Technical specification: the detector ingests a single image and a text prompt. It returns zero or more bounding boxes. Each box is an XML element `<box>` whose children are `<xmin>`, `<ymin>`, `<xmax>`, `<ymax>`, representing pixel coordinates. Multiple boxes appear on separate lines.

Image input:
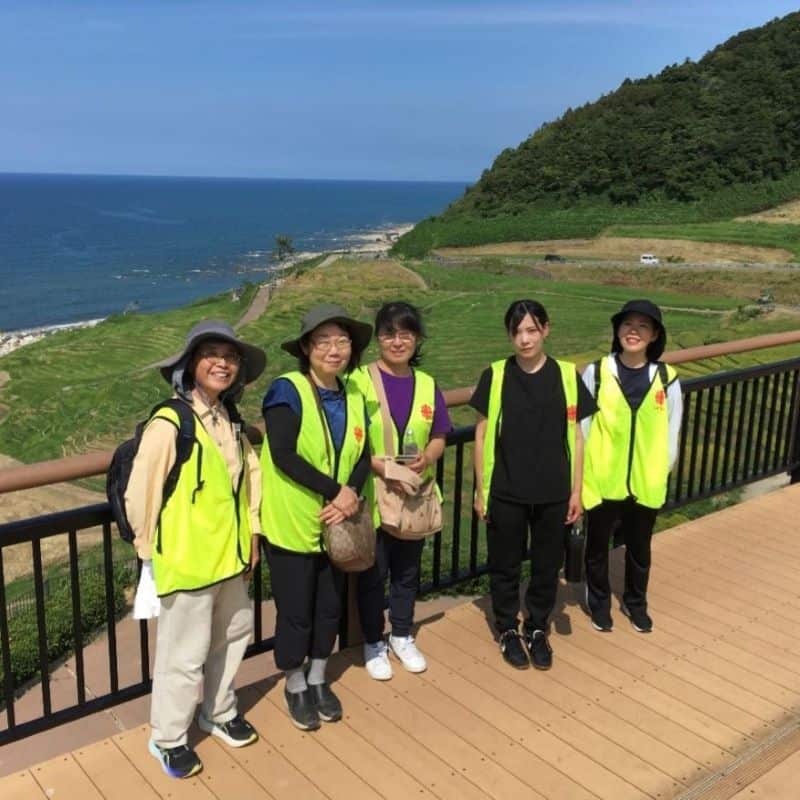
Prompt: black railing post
<box><xmin>789</xmin><ymin>370</ymin><xmax>800</xmax><ymax>484</ymax></box>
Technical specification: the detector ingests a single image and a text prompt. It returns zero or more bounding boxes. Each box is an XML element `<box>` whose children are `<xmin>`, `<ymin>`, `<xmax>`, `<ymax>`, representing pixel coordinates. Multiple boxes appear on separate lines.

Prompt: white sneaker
<box><xmin>364</xmin><ymin>640</ymin><xmax>393</xmax><ymax>681</ymax></box>
<box><xmin>389</xmin><ymin>634</ymin><xmax>427</xmax><ymax>673</ymax></box>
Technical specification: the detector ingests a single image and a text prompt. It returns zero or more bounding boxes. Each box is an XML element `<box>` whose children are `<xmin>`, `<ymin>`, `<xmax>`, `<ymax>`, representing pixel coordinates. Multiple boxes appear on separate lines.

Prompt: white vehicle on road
<box><xmin>639</xmin><ymin>253</ymin><xmax>660</xmax><ymax>265</ymax></box>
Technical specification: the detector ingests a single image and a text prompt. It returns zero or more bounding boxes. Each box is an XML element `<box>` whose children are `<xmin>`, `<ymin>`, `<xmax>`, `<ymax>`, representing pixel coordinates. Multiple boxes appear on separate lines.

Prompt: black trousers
<box><xmin>584</xmin><ymin>499</ymin><xmax>658</xmax><ymax>614</ymax></box>
<box><xmin>357</xmin><ymin>528</ymin><xmax>425</xmax><ymax>642</ymax></box>
<box><xmin>265</xmin><ymin>542</ymin><xmax>345</xmax><ymax>671</ymax></box>
<box><xmin>487</xmin><ymin>496</ymin><xmax>568</xmax><ymax>634</ymax></box>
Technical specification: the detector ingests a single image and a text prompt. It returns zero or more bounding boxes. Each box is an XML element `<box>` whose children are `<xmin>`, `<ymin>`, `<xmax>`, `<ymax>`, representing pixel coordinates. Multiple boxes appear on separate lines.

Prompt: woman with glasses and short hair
<box><xmin>351</xmin><ymin>301</ymin><xmax>452</xmax><ymax>680</ymax></box>
<box><xmin>260</xmin><ymin>304</ymin><xmax>372</xmax><ymax>730</ymax></box>
<box><xmin>126</xmin><ymin>320</ymin><xmax>266</xmax><ymax>779</ymax></box>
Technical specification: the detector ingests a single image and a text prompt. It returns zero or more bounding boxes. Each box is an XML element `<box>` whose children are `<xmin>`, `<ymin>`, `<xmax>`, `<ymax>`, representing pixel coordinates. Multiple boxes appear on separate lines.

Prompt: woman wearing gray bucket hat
<box><xmin>125</xmin><ymin>319</ymin><xmax>266</xmax><ymax>778</ymax></box>
<box><xmin>581</xmin><ymin>300</ymin><xmax>683</xmax><ymax>635</ymax></box>
<box><xmin>260</xmin><ymin>303</ymin><xmax>372</xmax><ymax>731</ymax></box>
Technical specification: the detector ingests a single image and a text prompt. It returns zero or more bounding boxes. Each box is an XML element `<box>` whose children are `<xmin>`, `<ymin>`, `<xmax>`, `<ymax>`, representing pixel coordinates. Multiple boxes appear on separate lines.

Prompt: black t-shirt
<box><xmin>470</xmin><ymin>356</ymin><xmax>597</xmax><ymax>505</ymax></box>
<box><xmin>614</xmin><ymin>355</ymin><xmax>652</xmax><ymax>411</ymax></box>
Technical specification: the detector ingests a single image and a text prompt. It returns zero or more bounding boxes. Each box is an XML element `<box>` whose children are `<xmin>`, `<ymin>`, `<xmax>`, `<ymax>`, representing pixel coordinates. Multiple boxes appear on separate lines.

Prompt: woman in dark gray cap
<box><xmin>581</xmin><ymin>299</ymin><xmax>683</xmax><ymax>635</ymax></box>
<box><xmin>126</xmin><ymin>319</ymin><xmax>266</xmax><ymax>779</ymax></box>
<box><xmin>260</xmin><ymin>303</ymin><xmax>372</xmax><ymax>731</ymax></box>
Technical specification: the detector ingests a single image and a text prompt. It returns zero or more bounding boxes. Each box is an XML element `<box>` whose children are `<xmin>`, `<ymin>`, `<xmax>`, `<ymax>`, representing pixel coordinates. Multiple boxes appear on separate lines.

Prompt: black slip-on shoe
<box><xmin>525</xmin><ymin>629</ymin><xmax>553</xmax><ymax>670</ymax></box>
<box><xmin>309</xmin><ymin>682</ymin><xmax>343</xmax><ymax>722</ymax></box>
<box><xmin>499</xmin><ymin>630</ymin><xmax>530</xmax><ymax>670</ymax></box>
<box><xmin>284</xmin><ymin>688</ymin><xmax>321</xmax><ymax>731</ymax></box>
<box><xmin>590</xmin><ymin>608</ymin><xmax>614</xmax><ymax>632</ymax></box>
<box><xmin>621</xmin><ymin>603</ymin><xmax>653</xmax><ymax>633</ymax></box>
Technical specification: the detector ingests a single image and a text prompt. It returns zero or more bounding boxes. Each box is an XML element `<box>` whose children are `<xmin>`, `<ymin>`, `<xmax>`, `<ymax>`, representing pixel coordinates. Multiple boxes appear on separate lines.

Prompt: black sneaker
<box><xmin>285</xmin><ymin>687</ymin><xmax>321</xmax><ymax>731</ymax></box>
<box><xmin>198</xmin><ymin>712</ymin><xmax>258</xmax><ymax>747</ymax></box>
<box><xmin>525</xmin><ymin>629</ymin><xmax>553</xmax><ymax>670</ymax></box>
<box><xmin>309</xmin><ymin>682</ymin><xmax>343</xmax><ymax>722</ymax></box>
<box><xmin>621</xmin><ymin>603</ymin><xmax>653</xmax><ymax>633</ymax></box>
<box><xmin>148</xmin><ymin>740</ymin><xmax>202</xmax><ymax>779</ymax></box>
<box><xmin>590</xmin><ymin>608</ymin><xmax>613</xmax><ymax>632</ymax></box>
<box><xmin>499</xmin><ymin>630</ymin><xmax>530</xmax><ymax>670</ymax></box>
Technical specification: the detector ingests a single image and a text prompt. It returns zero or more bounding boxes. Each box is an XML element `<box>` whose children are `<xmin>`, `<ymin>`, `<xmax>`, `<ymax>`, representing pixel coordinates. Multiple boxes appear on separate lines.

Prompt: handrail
<box><xmin>2</xmin><ymin>329</ymin><xmax>800</xmax><ymax>494</ymax></box>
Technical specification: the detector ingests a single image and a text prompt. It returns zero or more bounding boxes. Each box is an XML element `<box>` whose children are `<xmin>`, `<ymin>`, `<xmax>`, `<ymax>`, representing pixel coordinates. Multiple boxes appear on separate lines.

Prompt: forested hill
<box><xmin>395</xmin><ymin>12</ymin><xmax>800</xmax><ymax>256</ymax></box>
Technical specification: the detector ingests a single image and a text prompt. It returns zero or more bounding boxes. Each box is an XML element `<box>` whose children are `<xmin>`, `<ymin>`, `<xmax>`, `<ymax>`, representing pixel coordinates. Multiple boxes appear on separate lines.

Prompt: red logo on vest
<box><xmin>354</xmin><ymin>426</ymin><xmax>364</xmax><ymax>443</ymax></box>
<box><xmin>655</xmin><ymin>389</ymin><xmax>665</xmax><ymax>408</ymax></box>
<box><xmin>420</xmin><ymin>403</ymin><xmax>433</xmax><ymax>421</ymax></box>
<box><xmin>566</xmin><ymin>405</ymin><xmax>577</xmax><ymax>422</ymax></box>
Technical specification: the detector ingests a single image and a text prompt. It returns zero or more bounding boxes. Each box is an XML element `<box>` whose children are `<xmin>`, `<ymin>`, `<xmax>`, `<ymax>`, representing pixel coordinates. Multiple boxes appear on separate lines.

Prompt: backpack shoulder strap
<box><xmin>592</xmin><ymin>358</ymin><xmax>602</xmax><ymax>398</ymax></box>
<box><xmin>150</xmin><ymin>398</ymin><xmax>197</xmax><ymax>505</ymax></box>
<box><xmin>656</xmin><ymin>361</ymin><xmax>669</xmax><ymax>388</ymax></box>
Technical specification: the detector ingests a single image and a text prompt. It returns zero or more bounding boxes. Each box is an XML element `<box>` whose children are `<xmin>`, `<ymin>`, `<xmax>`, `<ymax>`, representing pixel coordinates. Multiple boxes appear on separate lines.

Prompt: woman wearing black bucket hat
<box><xmin>125</xmin><ymin>320</ymin><xmax>266</xmax><ymax>779</ymax></box>
<box><xmin>581</xmin><ymin>299</ymin><xmax>683</xmax><ymax>634</ymax></box>
<box><xmin>260</xmin><ymin>303</ymin><xmax>372</xmax><ymax>731</ymax></box>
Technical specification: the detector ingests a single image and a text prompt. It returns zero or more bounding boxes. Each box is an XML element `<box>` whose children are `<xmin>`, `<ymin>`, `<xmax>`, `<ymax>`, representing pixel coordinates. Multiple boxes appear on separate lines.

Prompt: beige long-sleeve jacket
<box><xmin>125</xmin><ymin>393</ymin><xmax>262</xmax><ymax>561</ymax></box>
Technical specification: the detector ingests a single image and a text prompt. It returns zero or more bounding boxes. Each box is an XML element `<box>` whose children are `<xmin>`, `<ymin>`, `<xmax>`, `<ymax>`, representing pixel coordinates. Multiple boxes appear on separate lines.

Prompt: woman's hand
<box><xmin>244</xmin><ymin>534</ymin><xmax>261</xmax><ymax>580</ymax></box>
<box><xmin>406</xmin><ymin>452</ymin><xmax>429</xmax><ymax>475</ymax></box>
<box><xmin>320</xmin><ymin>503</ymin><xmax>347</xmax><ymax>525</ymax></box>
<box><xmin>565</xmin><ymin>490</ymin><xmax>582</xmax><ymax>525</ymax></box>
<box><xmin>319</xmin><ymin>485</ymin><xmax>359</xmax><ymax>524</ymax></box>
<box><xmin>473</xmin><ymin>493</ymin><xmax>486</xmax><ymax>521</ymax></box>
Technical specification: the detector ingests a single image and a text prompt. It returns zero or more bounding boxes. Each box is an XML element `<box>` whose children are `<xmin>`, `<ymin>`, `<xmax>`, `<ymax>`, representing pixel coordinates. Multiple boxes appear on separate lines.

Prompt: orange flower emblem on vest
<box><xmin>354</xmin><ymin>426</ymin><xmax>364</xmax><ymax>443</ymax></box>
<box><xmin>420</xmin><ymin>403</ymin><xmax>434</xmax><ymax>421</ymax></box>
<box><xmin>566</xmin><ymin>405</ymin><xmax>577</xmax><ymax>422</ymax></box>
<box><xmin>655</xmin><ymin>389</ymin><xmax>665</xmax><ymax>408</ymax></box>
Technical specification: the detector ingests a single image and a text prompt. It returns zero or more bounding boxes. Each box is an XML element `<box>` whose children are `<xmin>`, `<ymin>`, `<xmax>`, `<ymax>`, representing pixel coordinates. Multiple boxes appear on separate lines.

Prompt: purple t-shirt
<box><xmin>379</xmin><ymin>369</ymin><xmax>452</xmax><ymax>439</ymax></box>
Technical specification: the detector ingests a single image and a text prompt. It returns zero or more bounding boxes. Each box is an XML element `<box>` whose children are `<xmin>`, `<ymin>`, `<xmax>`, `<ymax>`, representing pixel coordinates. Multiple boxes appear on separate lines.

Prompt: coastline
<box><xmin>0</xmin><ymin>222</ymin><xmax>414</xmax><ymax>358</ymax></box>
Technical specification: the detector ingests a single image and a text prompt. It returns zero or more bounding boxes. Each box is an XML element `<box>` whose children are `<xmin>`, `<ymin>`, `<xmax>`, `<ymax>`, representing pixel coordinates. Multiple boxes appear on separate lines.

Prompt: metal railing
<box><xmin>1</xmin><ymin>344</ymin><xmax>800</xmax><ymax>745</ymax></box>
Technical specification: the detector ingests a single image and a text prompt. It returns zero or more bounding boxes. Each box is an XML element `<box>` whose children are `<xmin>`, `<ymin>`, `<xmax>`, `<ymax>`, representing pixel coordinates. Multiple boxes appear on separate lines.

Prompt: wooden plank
<box><xmin>421</xmin><ymin>617</ymin><xmax>700</xmax><ymax>793</ymax></box>
<box><xmin>193</xmin><ymin>737</ymin><xmax>276</xmax><ymax>800</ymax></box>
<box><xmin>330</xmin><ymin>680</ymin><xmax>491</xmax><ymax>800</ymax></box>
<box><xmin>451</xmin><ymin>604</ymin><xmax>750</xmax><ymax>754</ymax></box>
<box><xmin>211</xmin><ymin>688</ymin><xmax>328</xmax><ymax>800</ymax></box>
<box><xmin>72</xmin><ymin>739</ymin><xmax>161</xmax><ymax>800</ymax></box>
<box><xmin>334</xmin><ymin>652</ymin><xmax>547</xmax><ymax>800</ymax></box>
<box><xmin>728</xmin><ymin>748</ymin><xmax>800</xmax><ymax>799</ymax></box>
<box><xmin>0</xmin><ymin>771</ymin><xmax>47</xmax><ymax>799</ymax></box>
<box><xmin>30</xmin><ymin>753</ymin><xmax>104</xmax><ymax>800</ymax></box>
<box><xmin>113</xmin><ymin>725</ymin><xmax>217</xmax><ymax>800</ymax></box>
<box><xmin>263</xmin><ymin>687</ymin><xmax>437</xmax><ymax>800</ymax></box>
<box><xmin>244</xmin><ymin>686</ymin><xmax>376</xmax><ymax>800</ymax></box>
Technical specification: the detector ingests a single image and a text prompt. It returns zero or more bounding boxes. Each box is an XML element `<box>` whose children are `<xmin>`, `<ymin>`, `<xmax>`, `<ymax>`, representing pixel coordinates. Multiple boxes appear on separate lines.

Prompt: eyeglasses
<box><xmin>377</xmin><ymin>331</ymin><xmax>416</xmax><ymax>344</ymax></box>
<box><xmin>198</xmin><ymin>349</ymin><xmax>242</xmax><ymax>365</ymax></box>
<box><xmin>311</xmin><ymin>336</ymin><xmax>352</xmax><ymax>352</ymax></box>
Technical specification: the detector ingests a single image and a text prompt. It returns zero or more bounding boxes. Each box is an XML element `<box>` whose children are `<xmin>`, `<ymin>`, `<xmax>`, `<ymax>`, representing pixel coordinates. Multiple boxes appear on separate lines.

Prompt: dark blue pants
<box><xmin>357</xmin><ymin>529</ymin><xmax>425</xmax><ymax>642</ymax></box>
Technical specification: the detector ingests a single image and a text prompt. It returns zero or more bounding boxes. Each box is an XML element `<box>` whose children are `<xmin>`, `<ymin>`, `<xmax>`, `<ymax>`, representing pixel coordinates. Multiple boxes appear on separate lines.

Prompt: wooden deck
<box><xmin>2</xmin><ymin>483</ymin><xmax>800</xmax><ymax>799</ymax></box>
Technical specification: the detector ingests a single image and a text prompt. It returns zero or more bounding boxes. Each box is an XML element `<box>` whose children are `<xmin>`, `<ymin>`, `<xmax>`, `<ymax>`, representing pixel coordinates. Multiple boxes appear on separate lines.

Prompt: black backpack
<box><xmin>106</xmin><ymin>399</ymin><xmax>197</xmax><ymax>543</ymax></box>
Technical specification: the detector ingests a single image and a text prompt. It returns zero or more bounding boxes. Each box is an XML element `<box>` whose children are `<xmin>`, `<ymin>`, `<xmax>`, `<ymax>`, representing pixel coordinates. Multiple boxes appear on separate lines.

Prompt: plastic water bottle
<box><xmin>402</xmin><ymin>427</ymin><xmax>418</xmax><ymax>458</ymax></box>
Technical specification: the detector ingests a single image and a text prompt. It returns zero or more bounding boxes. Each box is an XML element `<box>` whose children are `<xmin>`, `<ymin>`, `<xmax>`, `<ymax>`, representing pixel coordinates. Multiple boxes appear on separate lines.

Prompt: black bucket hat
<box><xmin>281</xmin><ymin>303</ymin><xmax>372</xmax><ymax>359</ymax></box>
<box><xmin>157</xmin><ymin>319</ymin><xmax>267</xmax><ymax>385</ymax></box>
<box><xmin>611</xmin><ymin>299</ymin><xmax>667</xmax><ymax>360</ymax></box>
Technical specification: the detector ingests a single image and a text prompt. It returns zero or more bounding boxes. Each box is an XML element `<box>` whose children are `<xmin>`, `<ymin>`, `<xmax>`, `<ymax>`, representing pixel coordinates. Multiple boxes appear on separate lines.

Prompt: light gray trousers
<box><xmin>150</xmin><ymin>576</ymin><xmax>253</xmax><ymax>747</ymax></box>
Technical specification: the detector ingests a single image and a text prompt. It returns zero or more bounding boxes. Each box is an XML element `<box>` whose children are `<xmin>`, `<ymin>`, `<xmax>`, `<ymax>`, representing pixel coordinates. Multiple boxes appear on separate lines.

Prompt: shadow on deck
<box><xmin>2</xmin><ymin>484</ymin><xmax>800</xmax><ymax>799</ymax></box>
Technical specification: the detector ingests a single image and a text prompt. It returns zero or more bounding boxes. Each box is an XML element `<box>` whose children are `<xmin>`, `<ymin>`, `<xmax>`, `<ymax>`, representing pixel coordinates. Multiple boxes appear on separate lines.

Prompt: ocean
<box><xmin>0</xmin><ymin>173</ymin><xmax>464</xmax><ymax>332</ymax></box>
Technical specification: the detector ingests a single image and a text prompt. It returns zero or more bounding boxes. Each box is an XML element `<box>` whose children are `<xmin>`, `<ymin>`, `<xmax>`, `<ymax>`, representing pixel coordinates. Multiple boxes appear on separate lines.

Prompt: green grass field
<box><xmin>2</xmin><ymin>257</ymin><xmax>798</xmax><ymax>463</ymax></box>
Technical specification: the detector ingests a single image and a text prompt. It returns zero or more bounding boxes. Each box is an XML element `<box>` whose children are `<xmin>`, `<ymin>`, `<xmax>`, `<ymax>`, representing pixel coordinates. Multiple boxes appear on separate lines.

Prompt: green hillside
<box><xmin>396</xmin><ymin>12</ymin><xmax>800</xmax><ymax>257</ymax></box>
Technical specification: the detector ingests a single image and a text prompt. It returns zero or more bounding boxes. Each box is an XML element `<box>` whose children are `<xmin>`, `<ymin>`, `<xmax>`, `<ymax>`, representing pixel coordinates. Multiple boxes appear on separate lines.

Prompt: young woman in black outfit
<box><xmin>471</xmin><ymin>299</ymin><xmax>596</xmax><ymax>669</ymax></box>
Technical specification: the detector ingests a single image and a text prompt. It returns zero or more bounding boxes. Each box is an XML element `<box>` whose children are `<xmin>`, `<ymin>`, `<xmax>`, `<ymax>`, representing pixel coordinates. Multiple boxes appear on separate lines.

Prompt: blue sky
<box><xmin>1</xmin><ymin>1</ymin><xmax>798</xmax><ymax>182</ymax></box>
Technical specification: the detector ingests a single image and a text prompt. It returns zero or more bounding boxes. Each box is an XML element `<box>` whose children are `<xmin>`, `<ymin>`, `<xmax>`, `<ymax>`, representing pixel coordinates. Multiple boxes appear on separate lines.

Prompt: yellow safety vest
<box><xmin>582</xmin><ymin>356</ymin><xmax>677</xmax><ymax>510</ymax></box>
<box><xmin>352</xmin><ymin>364</ymin><xmax>441</xmax><ymax>526</ymax></box>
<box><xmin>260</xmin><ymin>372</ymin><xmax>368</xmax><ymax>553</ymax></box>
<box><xmin>151</xmin><ymin>406</ymin><xmax>251</xmax><ymax>597</ymax></box>
<box><xmin>481</xmin><ymin>357</ymin><xmax>578</xmax><ymax>509</ymax></box>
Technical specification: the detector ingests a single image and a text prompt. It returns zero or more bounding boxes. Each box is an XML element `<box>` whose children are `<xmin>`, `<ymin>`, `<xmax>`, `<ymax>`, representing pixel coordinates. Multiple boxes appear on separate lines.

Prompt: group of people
<box><xmin>125</xmin><ymin>294</ymin><xmax>682</xmax><ymax>779</ymax></box>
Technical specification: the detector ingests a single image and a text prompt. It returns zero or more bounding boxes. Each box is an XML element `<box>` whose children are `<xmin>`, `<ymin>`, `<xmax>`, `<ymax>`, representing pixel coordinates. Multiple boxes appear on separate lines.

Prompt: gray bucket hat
<box><xmin>281</xmin><ymin>303</ymin><xmax>372</xmax><ymax>359</ymax></box>
<box><xmin>157</xmin><ymin>320</ymin><xmax>267</xmax><ymax>385</ymax></box>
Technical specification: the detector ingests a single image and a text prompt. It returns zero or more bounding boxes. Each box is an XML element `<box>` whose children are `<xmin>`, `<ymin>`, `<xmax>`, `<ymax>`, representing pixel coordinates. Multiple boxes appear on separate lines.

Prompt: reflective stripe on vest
<box><xmin>481</xmin><ymin>358</ymin><xmax>578</xmax><ymax>508</ymax></box>
<box><xmin>582</xmin><ymin>356</ymin><xmax>676</xmax><ymax>510</ymax></box>
<box><xmin>353</xmin><ymin>364</ymin><xmax>440</xmax><ymax>527</ymax></box>
<box><xmin>260</xmin><ymin>372</ymin><xmax>368</xmax><ymax>553</ymax></box>
<box><xmin>150</xmin><ymin>405</ymin><xmax>251</xmax><ymax>597</ymax></box>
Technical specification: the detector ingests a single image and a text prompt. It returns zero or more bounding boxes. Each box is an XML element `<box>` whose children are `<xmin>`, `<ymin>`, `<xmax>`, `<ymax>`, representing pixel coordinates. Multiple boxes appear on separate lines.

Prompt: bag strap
<box><xmin>592</xmin><ymin>358</ymin><xmax>602</xmax><ymax>398</ymax></box>
<box><xmin>656</xmin><ymin>361</ymin><xmax>669</xmax><ymax>388</ymax></box>
<box><xmin>304</xmin><ymin>374</ymin><xmax>334</xmax><ymax>475</ymax></box>
<box><xmin>367</xmin><ymin>362</ymin><xmax>396</xmax><ymax>458</ymax></box>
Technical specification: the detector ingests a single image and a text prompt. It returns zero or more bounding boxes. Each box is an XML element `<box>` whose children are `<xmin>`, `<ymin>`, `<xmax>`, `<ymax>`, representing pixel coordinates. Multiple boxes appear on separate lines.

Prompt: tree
<box><xmin>273</xmin><ymin>234</ymin><xmax>295</xmax><ymax>261</ymax></box>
